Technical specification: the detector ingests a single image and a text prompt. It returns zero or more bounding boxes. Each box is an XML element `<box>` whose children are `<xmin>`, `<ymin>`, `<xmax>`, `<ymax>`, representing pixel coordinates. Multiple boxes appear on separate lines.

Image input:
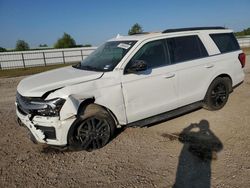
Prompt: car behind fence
<box><xmin>0</xmin><ymin>47</ymin><xmax>97</xmax><ymax>70</ymax></box>
<box><xmin>0</xmin><ymin>37</ymin><xmax>249</xmax><ymax>70</ymax></box>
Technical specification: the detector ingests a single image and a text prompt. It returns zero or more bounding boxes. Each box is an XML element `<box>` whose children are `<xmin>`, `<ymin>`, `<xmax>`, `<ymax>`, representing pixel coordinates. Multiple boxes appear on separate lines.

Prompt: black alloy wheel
<box><xmin>204</xmin><ymin>77</ymin><xmax>230</xmax><ymax>111</ymax></box>
<box><xmin>210</xmin><ymin>83</ymin><xmax>227</xmax><ymax>108</ymax></box>
<box><xmin>68</xmin><ymin>104</ymin><xmax>116</xmax><ymax>151</ymax></box>
<box><xmin>76</xmin><ymin>117</ymin><xmax>111</xmax><ymax>150</ymax></box>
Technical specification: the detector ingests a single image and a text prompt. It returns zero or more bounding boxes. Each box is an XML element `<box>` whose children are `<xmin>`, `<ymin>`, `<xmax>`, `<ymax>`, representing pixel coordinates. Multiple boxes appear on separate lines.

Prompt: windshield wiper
<box><xmin>72</xmin><ymin>63</ymin><xmax>80</xmax><ymax>68</ymax></box>
<box><xmin>80</xmin><ymin>65</ymin><xmax>103</xmax><ymax>72</ymax></box>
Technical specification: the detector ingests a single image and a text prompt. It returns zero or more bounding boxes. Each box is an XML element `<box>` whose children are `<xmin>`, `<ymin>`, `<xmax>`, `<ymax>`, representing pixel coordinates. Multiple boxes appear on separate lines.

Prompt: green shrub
<box><xmin>15</xmin><ymin>40</ymin><xmax>30</xmax><ymax>51</ymax></box>
<box><xmin>54</xmin><ymin>33</ymin><xmax>76</xmax><ymax>48</ymax></box>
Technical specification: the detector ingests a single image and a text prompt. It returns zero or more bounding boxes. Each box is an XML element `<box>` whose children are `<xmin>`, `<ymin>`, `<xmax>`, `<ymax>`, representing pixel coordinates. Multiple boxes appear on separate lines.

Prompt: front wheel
<box><xmin>68</xmin><ymin>104</ymin><xmax>116</xmax><ymax>151</ymax></box>
<box><xmin>203</xmin><ymin>77</ymin><xmax>230</xmax><ymax>111</ymax></box>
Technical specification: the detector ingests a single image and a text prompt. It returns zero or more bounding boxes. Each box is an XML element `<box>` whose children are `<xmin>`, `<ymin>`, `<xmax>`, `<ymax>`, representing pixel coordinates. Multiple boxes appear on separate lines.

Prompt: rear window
<box><xmin>210</xmin><ymin>33</ymin><xmax>240</xmax><ymax>53</ymax></box>
<box><xmin>166</xmin><ymin>35</ymin><xmax>208</xmax><ymax>63</ymax></box>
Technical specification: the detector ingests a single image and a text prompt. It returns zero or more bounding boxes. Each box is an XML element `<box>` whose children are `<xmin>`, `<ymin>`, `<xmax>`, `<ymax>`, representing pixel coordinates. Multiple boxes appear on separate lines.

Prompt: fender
<box><xmin>59</xmin><ymin>92</ymin><xmax>126</xmax><ymax>126</ymax></box>
<box><xmin>60</xmin><ymin>94</ymin><xmax>94</xmax><ymax>120</ymax></box>
<box><xmin>202</xmin><ymin>70</ymin><xmax>232</xmax><ymax>100</ymax></box>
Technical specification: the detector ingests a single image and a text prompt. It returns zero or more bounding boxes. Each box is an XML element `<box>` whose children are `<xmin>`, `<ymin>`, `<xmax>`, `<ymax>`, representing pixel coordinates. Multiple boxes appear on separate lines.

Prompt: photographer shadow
<box><xmin>173</xmin><ymin>120</ymin><xmax>223</xmax><ymax>188</ymax></box>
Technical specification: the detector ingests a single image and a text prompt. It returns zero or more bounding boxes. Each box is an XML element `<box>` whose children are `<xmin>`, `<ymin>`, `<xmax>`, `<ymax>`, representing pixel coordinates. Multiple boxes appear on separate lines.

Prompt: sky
<box><xmin>0</xmin><ymin>0</ymin><xmax>249</xmax><ymax>49</ymax></box>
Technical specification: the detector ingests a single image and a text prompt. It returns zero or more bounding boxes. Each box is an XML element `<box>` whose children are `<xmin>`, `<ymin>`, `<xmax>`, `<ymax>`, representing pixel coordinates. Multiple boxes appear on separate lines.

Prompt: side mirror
<box><xmin>126</xmin><ymin>60</ymin><xmax>148</xmax><ymax>73</ymax></box>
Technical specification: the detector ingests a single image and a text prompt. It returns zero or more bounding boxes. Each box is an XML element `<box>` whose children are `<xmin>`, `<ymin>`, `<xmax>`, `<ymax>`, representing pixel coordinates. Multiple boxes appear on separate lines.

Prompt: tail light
<box><xmin>238</xmin><ymin>53</ymin><xmax>246</xmax><ymax>68</ymax></box>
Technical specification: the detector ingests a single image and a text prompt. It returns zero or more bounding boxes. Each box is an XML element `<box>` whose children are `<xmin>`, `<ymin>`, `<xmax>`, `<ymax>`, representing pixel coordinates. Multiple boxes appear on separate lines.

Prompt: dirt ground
<box><xmin>0</xmin><ymin>56</ymin><xmax>250</xmax><ymax>188</ymax></box>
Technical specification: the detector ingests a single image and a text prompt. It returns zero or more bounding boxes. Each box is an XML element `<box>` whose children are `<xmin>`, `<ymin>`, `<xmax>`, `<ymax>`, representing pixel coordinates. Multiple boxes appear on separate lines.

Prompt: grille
<box><xmin>16</xmin><ymin>92</ymin><xmax>49</xmax><ymax>117</ymax></box>
<box><xmin>16</xmin><ymin>92</ymin><xmax>33</xmax><ymax>115</ymax></box>
<box><xmin>16</xmin><ymin>92</ymin><xmax>31</xmax><ymax>105</ymax></box>
<box><xmin>17</xmin><ymin>104</ymin><xmax>28</xmax><ymax>115</ymax></box>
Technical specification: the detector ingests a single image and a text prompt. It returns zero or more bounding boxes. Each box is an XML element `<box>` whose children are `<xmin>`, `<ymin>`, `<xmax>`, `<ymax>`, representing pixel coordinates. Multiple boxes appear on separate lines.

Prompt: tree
<box><xmin>39</xmin><ymin>44</ymin><xmax>48</xmax><ymax>47</ymax></box>
<box><xmin>128</xmin><ymin>23</ymin><xmax>143</xmax><ymax>35</ymax></box>
<box><xmin>82</xmin><ymin>44</ymin><xmax>92</xmax><ymax>47</ymax></box>
<box><xmin>235</xmin><ymin>27</ymin><xmax>250</xmax><ymax>37</ymax></box>
<box><xmin>0</xmin><ymin>47</ymin><xmax>7</xmax><ymax>52</ymax></box>
<box><xmin>54</xmin><ymin>33</ymin><xmax>76</xmax><ymax>48</ymax></box>
<box><xmin>15</xmin><ymin>40</ymin><xmax>30</xmax><ymax>51</ymax></box>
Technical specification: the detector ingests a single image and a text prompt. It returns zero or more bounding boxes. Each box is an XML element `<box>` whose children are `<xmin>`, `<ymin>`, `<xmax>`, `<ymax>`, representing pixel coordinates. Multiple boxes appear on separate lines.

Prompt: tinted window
<box><xmin>128</xmin><ymin>40</ymin><xmax>169</xmax><ymax>70</ymax></box>
<box><xmin>166</xmin><ymin>35</ymin><xmax>208</xmax><ymax>63</ymax></box>
<box><xmin>210</xmin><ymin>33</ymin><xmax>240</xmax><ymax>53</ymax></box>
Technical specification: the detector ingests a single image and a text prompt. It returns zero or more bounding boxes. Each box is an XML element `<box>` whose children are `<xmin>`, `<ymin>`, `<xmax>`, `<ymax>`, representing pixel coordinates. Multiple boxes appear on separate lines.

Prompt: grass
<box><xmin>0</xmin><ymin>63</ymin><xmax>76</xmax><ymax>78</ymax></box>
<box><xmin>242</xmin><ymin>47</ymin><xmax>250</xmax><ymax>55</ymax></box>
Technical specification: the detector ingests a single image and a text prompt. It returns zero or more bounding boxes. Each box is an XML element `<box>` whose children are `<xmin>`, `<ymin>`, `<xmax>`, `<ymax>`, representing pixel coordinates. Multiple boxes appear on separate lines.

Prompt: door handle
<box><xmin>163</xmin><ymin>73</ymin><xmax>175</xmax><ymax>79</ymax></box>
<box><xmin>204</xmin><ymin>64</ymin><xmax>214</xmax><ymax>68</ymax></box>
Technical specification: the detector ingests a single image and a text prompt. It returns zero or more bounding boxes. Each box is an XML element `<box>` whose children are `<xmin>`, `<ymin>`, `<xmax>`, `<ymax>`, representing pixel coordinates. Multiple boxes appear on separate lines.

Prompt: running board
<box><xmin>127</xmin><ymin>101</ymin><xmax>203</xmax><ymax>128</ymax></box>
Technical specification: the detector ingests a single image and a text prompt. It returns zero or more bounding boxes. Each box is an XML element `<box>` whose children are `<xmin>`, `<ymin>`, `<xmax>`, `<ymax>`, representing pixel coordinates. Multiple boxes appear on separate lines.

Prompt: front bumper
<box><xmin>16</xmin><ymin>103</ymin><xmax>76</xmax><ymax>146</ymax></box>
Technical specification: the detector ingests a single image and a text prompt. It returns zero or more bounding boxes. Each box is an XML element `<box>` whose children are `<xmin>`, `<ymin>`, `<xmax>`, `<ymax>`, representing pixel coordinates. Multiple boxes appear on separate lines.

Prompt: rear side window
<box><xmin>210</xmin><ymin>33</ymin><xmax>240</xmax><ymax>53</ymax></box>
<box><xmin>166</xmin><ymin>35</ymin><xmax>208</xmax><ymax>63</ymax></box>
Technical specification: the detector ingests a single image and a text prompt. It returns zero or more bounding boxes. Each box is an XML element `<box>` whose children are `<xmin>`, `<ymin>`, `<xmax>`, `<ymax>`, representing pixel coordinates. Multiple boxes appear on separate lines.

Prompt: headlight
<box><xmin>30</xmin><ymin>98</ymin><xmax>66</xmax><ymax>116</ymax></box>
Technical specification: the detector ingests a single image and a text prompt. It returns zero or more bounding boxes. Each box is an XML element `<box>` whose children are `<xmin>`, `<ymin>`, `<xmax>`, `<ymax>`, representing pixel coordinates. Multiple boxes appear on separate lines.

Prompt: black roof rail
<box><xmin>130</xmin><ymin>32</ymin><xmax>151</xmax><ymax>35</ymax></box>
<box><xmin>162</xmin><ymin>27</ymin><xmax>226</xmax><ymax>33</ymax></box>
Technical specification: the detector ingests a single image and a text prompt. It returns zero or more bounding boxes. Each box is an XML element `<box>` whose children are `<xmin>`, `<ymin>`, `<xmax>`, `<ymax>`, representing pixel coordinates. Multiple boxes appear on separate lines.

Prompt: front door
<box><xmin>121</xmin><ymin>39</ymin><xmax>179</xmax><ymax>123</ymax></box>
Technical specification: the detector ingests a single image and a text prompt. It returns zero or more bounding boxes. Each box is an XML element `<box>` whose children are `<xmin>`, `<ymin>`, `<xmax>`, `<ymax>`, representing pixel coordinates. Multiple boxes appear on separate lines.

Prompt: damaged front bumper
<box><xmin>16</xmin><ymin>103</ymin><xmax>76</xmax><ymax>146</ymax></box>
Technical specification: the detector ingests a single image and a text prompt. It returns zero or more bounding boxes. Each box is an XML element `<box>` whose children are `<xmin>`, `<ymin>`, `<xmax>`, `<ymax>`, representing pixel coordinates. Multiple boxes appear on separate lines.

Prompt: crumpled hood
<box><xmin>17</xmin><ymin>66</ymin><xmax>103</xmax><ymax>97</ymax></box>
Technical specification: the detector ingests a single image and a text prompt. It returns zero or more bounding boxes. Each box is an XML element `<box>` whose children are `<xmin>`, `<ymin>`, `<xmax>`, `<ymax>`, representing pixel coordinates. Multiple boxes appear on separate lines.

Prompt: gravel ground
<box><xmin>0</xmin><ymin>56</ymin><xmax>250</xmax><ymax>187</ymax></box>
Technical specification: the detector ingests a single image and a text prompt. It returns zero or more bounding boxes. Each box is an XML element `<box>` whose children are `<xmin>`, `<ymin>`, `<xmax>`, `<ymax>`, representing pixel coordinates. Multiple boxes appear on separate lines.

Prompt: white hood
<box><xmin>17</xmin><ymin>66</ymin><xmax>103</xmax><ymax>97</ymax></box>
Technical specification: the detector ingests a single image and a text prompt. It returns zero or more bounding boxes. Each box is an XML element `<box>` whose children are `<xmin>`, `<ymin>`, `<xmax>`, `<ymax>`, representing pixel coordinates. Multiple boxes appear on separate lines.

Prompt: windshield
<box><xmin>73</xmin><ymin>40</ymin><xmax>137</xmax><ymax>72</ymax></box>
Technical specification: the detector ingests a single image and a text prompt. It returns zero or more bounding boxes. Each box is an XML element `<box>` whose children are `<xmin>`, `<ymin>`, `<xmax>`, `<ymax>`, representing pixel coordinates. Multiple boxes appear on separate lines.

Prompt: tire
<box><xmin>68</xmin><ymin>104</ymin><xmax>116</xmax><ymax>151</ymax></box>
<box><xmin>203</xmin><ymin>77</ymin><xmax>230</xmax><ymax>111</ymax></box>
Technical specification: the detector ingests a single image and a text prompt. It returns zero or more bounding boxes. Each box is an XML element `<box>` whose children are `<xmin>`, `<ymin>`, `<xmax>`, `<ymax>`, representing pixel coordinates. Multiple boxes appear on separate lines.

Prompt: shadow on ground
<box><xmin>163</xmin><ymin>120</ymin><xmax>223</xmax><ymax>188</ymax></box>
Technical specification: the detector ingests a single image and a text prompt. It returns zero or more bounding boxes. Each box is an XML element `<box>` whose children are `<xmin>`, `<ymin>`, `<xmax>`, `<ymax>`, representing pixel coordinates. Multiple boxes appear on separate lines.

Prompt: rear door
<box><xmin>166</xmin><ymin>35</ymin><xmax>211</xmax><ymax>105</ymax></box>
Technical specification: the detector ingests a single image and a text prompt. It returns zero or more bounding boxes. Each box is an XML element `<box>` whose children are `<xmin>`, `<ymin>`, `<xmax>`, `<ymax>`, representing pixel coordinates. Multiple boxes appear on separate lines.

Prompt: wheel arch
<box><xmin>76</xmin><ymin>98</ymin><xmax>120</xmax><ymax>127</ymax></box>
<box><xmin>67</xmin><ymin>101</ymin><xmax>118</xmax><ymax>150</ymax></box>
<box><xmin>203</xmin><ymin>73</ymin><xmax>233</xmax><ymax>100</ymax></box>
<box><xmin>211</xmin><ymin>73</ymin><xmax>233</xmax><ymax>92</ymax></box>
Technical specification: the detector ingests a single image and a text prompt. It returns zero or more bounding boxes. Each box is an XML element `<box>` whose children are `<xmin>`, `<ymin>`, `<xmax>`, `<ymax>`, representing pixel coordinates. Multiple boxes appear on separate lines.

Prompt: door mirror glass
<box><xmin>126</xmin><ymin>60</ymin><xmax>148</xmax><ymax>73</ymax></box>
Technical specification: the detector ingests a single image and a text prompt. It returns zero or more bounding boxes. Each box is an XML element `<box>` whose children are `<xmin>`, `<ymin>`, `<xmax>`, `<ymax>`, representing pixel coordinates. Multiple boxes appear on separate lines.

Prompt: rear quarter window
<box><xmin>210</xmin><ymin>33</ymin><xmax>240</xmax><ymax>53</ymax></box>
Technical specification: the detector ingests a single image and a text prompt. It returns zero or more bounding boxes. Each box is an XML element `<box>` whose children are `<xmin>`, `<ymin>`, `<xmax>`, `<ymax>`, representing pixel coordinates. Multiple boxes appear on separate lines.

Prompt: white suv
<box><xmin>16</xmin><ymin>27</ymin><xmax>245</xmax><ymax>150</ymax></box>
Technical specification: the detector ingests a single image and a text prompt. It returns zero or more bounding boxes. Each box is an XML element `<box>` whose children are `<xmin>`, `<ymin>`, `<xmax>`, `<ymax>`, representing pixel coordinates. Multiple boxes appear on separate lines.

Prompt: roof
<box><xmin>162</xmin><ymin>26</ymin><xmax>225</xmax><ymax>33</ymax></box>
<box><xmin>109</xmin><ymin>27</ymin><xmax>232</xmax><ymax>42</ymax></box>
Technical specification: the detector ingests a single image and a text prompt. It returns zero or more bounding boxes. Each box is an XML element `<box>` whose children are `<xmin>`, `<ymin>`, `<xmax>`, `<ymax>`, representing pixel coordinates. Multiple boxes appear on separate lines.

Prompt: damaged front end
<box><xmin>16</xmin><ymin>92</ymin><xmax>66</xmax><ymax>117</ymax></box>
<box><xmin>16</xmin><ymin>92</ymin><xmax>76</xmax><ymax>146</ymax></box>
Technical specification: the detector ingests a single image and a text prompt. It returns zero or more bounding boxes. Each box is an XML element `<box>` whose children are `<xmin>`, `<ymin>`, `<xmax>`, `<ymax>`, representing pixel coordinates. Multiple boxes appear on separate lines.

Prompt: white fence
<box><xmin>0</xmin><ymin>47</ymin><xmax>97</xmax><ymax>70</ymax></box>
<box><xmin>237</xmin><ymin>36</ymin><xmax>250</xmax><ymax>48</ymax></box>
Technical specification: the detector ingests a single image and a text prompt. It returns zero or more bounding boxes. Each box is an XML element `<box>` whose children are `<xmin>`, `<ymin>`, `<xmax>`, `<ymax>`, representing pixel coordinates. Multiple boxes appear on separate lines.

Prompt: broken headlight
<box><xmin>31</xmin><ymin>98</ymin><xmax>66</xmax><ymax>117</ymax></box>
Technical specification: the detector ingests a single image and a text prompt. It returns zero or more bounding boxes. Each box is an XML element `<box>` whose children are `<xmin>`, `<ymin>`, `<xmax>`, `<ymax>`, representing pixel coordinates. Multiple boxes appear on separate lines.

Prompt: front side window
<box><xmin>126</xmin><ymin>40</ymin><xmax>169</xmax><ymax>71</ymax></box>
<box><xmin>210</xmin><ymin>33</ymin><xmax>240</xmax><ymax>53</ymax></box>
<box><xmin>166</xmin><ymin>35</ymin><xmax>208</xmax><ymax>63</ymax></box>
<box><xmin>74</xmin><ymin>41</ymin><xmax>136</xmax><ymax>72</ymax></box>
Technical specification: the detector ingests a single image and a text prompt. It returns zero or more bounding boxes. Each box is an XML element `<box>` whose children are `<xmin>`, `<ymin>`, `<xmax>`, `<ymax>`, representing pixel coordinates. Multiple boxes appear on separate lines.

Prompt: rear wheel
<box><xmin>203</xmin><ymin>77</ymin><xmax>230</xmax><ymax>111</ymax></box>
<box><xmin>68</xmin><ymin>104</ymin><xmax>116</xmax><ymax>151</ymax></box>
